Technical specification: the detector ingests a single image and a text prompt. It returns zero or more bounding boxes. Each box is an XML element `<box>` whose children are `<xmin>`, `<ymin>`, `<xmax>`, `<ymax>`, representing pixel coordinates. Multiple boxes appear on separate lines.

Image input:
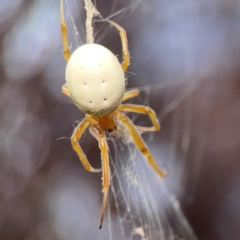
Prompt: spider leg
<box><xmin>122</xmin><ymin>89</ymin><xmax>140</xmax><ymax>102</ymax></box>
<box><xmin>119</xmin><ymin>104</ymin><xmax>161</xmax><ymax>132</ymax></box>
<box><xmin>118</xmin><ymin>112</ymin><xmax>166</xmax><ymax>178</ymax></box>
<box><xmin>60</xmin><ymin>0</ymin><xmax>70</xmax><ymax>61</ymax></box>
<box><xmin>106</xmin><ymin>19</ymin><xmax>130</xmax><ymax>72</ymax></box>
<box><xmin>90</xmin><ymin>126</ymin><xmax>110</xmax><ymax>229</ymax></box>
<box><xmin>61</xmin><ymin>83</ymin><xmax>70</xmax><ymax>97</ymax></box>
<box><xmin>71</xmin><ymin>117</ymin><xmax>102</xmax><ymax>173</ymax></box>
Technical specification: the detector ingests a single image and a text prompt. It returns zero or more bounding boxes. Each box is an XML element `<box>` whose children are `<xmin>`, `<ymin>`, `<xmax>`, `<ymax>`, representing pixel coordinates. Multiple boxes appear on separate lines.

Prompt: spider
<box><xmin>60</xmin><ymin>0</ymin><xmax>166</xmax><ymax>229</ymax></box>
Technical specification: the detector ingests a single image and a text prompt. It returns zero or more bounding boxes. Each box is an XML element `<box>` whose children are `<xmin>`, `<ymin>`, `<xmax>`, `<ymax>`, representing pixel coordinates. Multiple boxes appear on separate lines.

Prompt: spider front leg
<box><xmin>119</xmin><ymin>104</ymin><xmax>161</xmax><ymax>132</ymax></box>
<box><xmin>89</xmin><ymin>126</ymin><xmax>110</xmax><ymax>229</ymax></box>
<box><xmin>60</xmin><ymin>0</ymin><xmax>70</xmax><ymax>61</ymax></box>
<box><xmin>106</xmin><ymin>20</ymin><xmax>130</xmax><ymax>72</ymax></box>
<box><xmin>71</xmin><ymin>117</ymin><xmax>102</xmax><ymax>173</ymax></box>
<box><xmin>118</xmin><ymin>112</ymin><xmax>166</xmax><ymax>178</ymax></box>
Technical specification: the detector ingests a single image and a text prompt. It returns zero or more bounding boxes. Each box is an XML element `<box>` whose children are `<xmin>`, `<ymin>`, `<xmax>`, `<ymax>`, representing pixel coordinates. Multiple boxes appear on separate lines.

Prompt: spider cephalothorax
<box><xmin>60</xmin><ymin>0</ymin><xmax>166</xmax><ymax>229</ymax></box>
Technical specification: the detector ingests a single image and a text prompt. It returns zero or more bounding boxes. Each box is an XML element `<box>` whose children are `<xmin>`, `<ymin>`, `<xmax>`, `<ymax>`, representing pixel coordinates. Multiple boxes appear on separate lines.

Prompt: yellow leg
<box><xmin>60</xmin><ymin>0</ymin><xmax>70</xmax><ymax>61</ymax></box>
<box><xmin>61</xmin><ymin>83</ymin><xmax>71</xmax><ymax>97</ymax></box>
<box><xmin>90</xmin><ymin>126</ymin><xmax>110</xmax><ymax>229</ymax></box>
<box><xmin>71</xmin><ymin>117</ymin><xmax>101</xmax><ymax>173</ymax></box>
<box><xmin>118</xmin><ymin>112</ymin><xmax>166</xmax><ymax>178</ymax></box>
<box><xmin>119</xmin><ymin>104</ymin><xmax>161</xmax><ymax>132</ymax></box>
<box><xmin>122</xmin><ymin>89</ymin><xmax>140</xmax><ymax>102</ymax></box>
<box><xmin>106</xmin><ymin>19</ymin><xmax>130</xmax><ymax>72</ymax></box>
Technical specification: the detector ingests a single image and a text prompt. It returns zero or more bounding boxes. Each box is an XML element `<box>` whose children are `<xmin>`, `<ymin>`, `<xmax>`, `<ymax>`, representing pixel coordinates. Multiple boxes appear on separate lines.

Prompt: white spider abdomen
<box><xmin>66</xmin><ymin>43</ymin><xmax>125</xmax><ymax>116</ymax></box>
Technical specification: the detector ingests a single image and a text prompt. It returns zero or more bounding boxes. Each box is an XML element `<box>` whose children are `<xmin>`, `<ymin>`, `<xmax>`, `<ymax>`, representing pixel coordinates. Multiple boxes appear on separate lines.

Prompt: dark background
<box><xmin>0</xmin><ymin>0</ymin><xmax>240</xmax><ymax>239</ymax></box>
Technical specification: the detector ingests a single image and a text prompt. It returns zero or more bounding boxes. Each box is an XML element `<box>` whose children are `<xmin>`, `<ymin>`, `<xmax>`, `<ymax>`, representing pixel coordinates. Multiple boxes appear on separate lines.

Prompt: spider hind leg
<box><xmin>106</xmin><ymin>19</ymin><xmax>130</xmax><ymax>72</ymax></box>
<box><xmin>60</xmin><ymin>0</ymin><xmax>70</xmax><ymax>61</ymax></box>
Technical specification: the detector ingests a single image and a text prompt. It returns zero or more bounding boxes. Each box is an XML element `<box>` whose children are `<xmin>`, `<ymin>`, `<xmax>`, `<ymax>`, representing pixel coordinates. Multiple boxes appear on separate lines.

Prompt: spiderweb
<box><xmin>105</xmin><ymin>84</ymin><xmax>199</xmax><ymax>240</ymax></box>
<box><xmin>107</xmin><ymin>144</ymin><xmax>196</xmax><ymax>240</ymax></box>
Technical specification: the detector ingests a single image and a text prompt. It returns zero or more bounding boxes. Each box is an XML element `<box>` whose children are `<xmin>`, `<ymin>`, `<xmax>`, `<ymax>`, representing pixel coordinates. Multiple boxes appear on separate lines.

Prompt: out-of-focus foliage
<box><xmin>0</xmin><ymin>0</ymin><xmax>240</xmax><ymax>239</ymax></box>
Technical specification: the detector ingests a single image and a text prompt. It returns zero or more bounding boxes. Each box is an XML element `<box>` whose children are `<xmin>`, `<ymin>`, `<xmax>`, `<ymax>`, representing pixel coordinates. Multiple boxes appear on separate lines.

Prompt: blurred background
<box><xmin>0</xmin><ymin>0</ymin><xmax>240</xmax><ymax>239</ymax></box>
